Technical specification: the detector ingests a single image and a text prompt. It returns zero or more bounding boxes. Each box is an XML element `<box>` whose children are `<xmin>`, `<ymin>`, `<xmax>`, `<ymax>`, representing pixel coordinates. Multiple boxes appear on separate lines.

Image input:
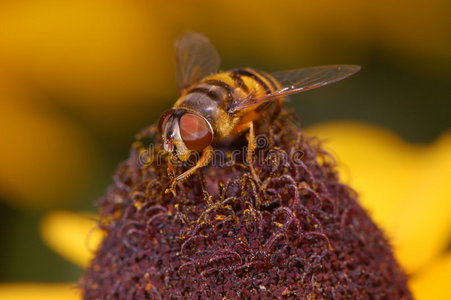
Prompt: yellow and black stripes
<box><xmin>174</xmin><ymin>68</ymin><xmax>284</xmax><ymax>137</ymax></box>
<box><xmin>225</xmin><ymin>68</ymin><xmax>282</xmax><ymax>115</ymax></box>
<box><xmin>185</xmin><ymin>68</ymin><xmax>280</xmax><ymax>108</ymax></box>
<box><xmin>230</xmin><ymin>68</ymin><xmax>273</xmax><ymax>95</ymax></box>
<box><xmin>177</xmin><ymin>68</ymin><xmax>283</xmax><ymax>133</ymax></box>
<box><xmin>229</xmin><ymin>70</ymin><xmax>249</xmax><ymax>93</ymax></box>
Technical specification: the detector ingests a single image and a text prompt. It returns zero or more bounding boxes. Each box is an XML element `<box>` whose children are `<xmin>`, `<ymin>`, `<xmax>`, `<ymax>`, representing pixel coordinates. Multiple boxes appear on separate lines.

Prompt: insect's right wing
<box><xmin>228</xmin><ymin>65</ymin><xmax>360</xmax><ymax>113</ymax></box>
<box><xmin>175</xmin><ymin>32</ymin><xmax>221</xmax><ymax>92</ymax></box>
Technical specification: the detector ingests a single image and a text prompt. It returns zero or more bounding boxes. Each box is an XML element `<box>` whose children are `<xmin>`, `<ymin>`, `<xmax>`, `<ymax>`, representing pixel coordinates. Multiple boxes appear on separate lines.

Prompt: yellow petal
<box><xmin>411</xmin><ymin>252</ymin><xmax>451</xmax><ymax>300</ymax></box>
<box><xmin>394</xmin><ymin>132</ymin><xmax>451</xmax><ymax>272</ymax></box>
<box><xmin>40</xmin><ymin>211</ymin><xmax>103</xmax><ymax>268</ymax></box>
<box><xmin>0</xmin><ymin>283</ymin><xmax>80</xmax><ymax>300</ymax></box>
<box><xmin>0</xmin><ymin>0</ymin><xmax>170</xmax><ymax>102</ymax></box>
<box><xmin>306</xmin><ymin>122</ymin><xmax>418</xmax><ymax>232</ymax></box>
<box><xmin>306</xmin><ymin>122</ymin><xmax>451</xmax><ymax>273</ymax></box>
<box><xmin>0</xmin><ymin>75</ymin><xmax>102</xmax><ymax>207</ymax></box>
<box><xmin>0</xmin><ymin>0</ymin><xmax>171</xmax><ymax>132</ymax></box>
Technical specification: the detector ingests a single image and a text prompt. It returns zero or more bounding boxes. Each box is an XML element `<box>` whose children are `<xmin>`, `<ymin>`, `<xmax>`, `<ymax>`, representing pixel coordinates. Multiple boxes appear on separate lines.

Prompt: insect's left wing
<box><xmin>175</xmin><ymin>32</ymin><xmax>221</xmax><ymax>92</ymax></box>
<box><xmin>228</xmin><ymin>65</ymin><xmax>360</xmax><ymax>113</ymax></box>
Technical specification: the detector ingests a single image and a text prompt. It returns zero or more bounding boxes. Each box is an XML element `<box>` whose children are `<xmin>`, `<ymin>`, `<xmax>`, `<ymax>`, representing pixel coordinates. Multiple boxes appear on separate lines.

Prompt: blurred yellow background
<box><xmin>0</xmin><ymin>0</ymin><xmax>450</xmax><ymax>290</ymax></box>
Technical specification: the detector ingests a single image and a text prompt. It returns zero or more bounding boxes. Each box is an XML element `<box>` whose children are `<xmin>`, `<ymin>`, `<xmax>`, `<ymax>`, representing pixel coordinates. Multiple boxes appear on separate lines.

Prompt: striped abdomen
<box><xmin>174</xmin><ymin>68</ymin><xmax>282</xmax><ymax>137</ymax></box>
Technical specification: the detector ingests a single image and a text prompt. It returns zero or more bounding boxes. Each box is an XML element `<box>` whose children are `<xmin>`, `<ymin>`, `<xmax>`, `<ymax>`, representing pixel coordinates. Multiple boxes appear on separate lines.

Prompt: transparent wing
<box><xmin>228</xmin><ymin>65</ymin><xmax>360</xmax><ymax>113</ymax></box>
<box><xmin>175</xmin><ymin>32</ymin><xmax>221</xmax><ymax>92</ymax></box>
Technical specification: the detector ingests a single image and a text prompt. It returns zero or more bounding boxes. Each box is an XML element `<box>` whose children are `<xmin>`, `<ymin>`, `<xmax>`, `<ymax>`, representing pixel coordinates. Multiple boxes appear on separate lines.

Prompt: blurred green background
<box><xmin>0</xmin><ymin>0</ymin><xmax>450</xmax><ymax>283</ymax></box>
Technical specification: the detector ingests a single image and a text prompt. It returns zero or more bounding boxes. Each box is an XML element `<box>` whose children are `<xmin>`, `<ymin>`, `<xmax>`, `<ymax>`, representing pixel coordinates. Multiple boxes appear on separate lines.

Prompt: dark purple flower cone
<box><xmin>81</xmin><ymin>112</ymin><xmax>412</xmax><ymax>299</ymax></box>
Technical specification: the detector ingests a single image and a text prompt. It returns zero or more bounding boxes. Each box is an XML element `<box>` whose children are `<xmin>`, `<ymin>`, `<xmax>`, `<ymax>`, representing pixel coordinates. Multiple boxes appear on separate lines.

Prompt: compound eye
<box><xmin>179</xmin><ymin>113</ymin><xmax>213</xmax><ymax>151</ymax></box>
<box><xmin>158</xmin><ymin>110</ymin><xmax>174</xmax><ymax>133</ymax></box>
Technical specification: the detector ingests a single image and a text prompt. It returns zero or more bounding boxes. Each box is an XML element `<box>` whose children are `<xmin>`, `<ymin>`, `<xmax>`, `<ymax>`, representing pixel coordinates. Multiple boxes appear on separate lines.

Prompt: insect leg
<box><xmin>166</xmin><ymin>145</ymin><xmax>213</xmax><ymax>193</ymax></box>
<box><xmin>246</xmin><ymin>122</ymin><xmax>261</xmax><ymax>185</ymax></box>
<box><xmin>167</xmin><ymin>154</ymin><xmax>176</xmax><ymax>179</ymax></box>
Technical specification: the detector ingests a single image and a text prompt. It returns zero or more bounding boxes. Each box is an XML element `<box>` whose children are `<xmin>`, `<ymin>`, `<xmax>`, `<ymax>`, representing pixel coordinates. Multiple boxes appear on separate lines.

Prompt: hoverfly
<box><xmin>159</xmin><ymin>32</ymin><xmax>360</xmax><ymax>191</ymax></box>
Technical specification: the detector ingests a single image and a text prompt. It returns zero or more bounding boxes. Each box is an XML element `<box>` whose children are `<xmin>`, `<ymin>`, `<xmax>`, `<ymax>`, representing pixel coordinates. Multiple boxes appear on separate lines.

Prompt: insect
<box><xmin>159</xmin><ymin>32</ymin><xmax>360</xmax><ymax>191</ymax></box>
